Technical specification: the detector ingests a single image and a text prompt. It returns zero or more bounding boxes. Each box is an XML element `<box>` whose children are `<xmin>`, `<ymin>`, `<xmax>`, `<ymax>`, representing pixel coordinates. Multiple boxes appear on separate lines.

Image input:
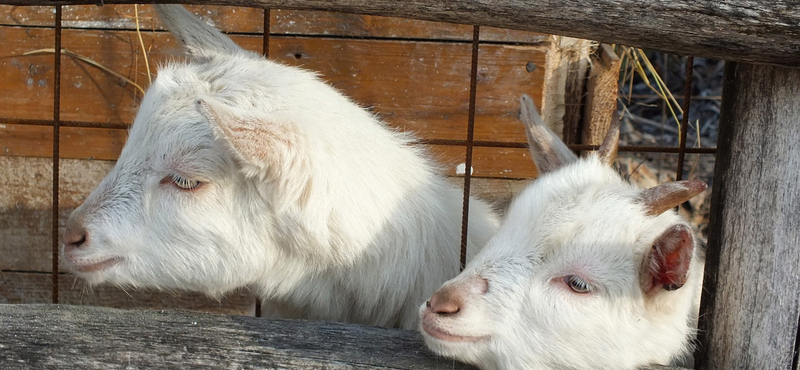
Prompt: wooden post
<box><xmin>697</xmin><ymin>62</ymin><xmax>800</xmax><ymax>370</ymax></box>
<box><xmin>581</xmin><ymin>44</ymin><xmax>622</xmax><ymax>146</ymax></box>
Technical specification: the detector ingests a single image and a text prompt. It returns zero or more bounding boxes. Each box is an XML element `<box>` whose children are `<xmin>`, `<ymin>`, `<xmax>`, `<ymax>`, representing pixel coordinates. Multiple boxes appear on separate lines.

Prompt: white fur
<box><xmin>419</xmin><ymin>98</ymin><xmax>703</xmax><ymax>369</ymax></box>
<box><xmin>62</xmin><ymin>5</ymin><xmax>499</xmax><ymax>330</ymax></box>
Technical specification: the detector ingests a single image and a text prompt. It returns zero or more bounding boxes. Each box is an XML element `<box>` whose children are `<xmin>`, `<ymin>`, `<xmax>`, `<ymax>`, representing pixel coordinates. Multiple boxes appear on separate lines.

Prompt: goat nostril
<box><xmin>428</xmin><ymin>292</ymin><xmax>461</xmax><ymax>315</ymax></box>
<box><xmin>434</xmin><ymin>302</ymin><xmax>460</xmax><ymax>315</ymax></box>
<box><xmin>64</xmin><ymin>226</ymin><xmax>88</xmax><ymax>248</ymax></box>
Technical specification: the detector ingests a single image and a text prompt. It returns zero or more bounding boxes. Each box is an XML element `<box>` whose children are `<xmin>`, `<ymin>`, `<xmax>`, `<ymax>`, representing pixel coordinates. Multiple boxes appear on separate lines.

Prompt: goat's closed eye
<box><xmin>565</xmin><ymin>275</ymin><xmax>593</xmax><ymax>294</ymax></box>
<box><xmin>168</xmin><ymin>174</ymin><xmax>203</xmax><ymax>191</ymax></box>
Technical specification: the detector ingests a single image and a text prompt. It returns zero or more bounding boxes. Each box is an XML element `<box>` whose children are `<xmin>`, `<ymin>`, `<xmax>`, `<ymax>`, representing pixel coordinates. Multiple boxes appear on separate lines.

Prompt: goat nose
<box><xmin>427</xmin><ymin>289</ymin><xmax>461</xmax><ymax>315</ymax></box>
<box><xmin>426</xmin><ymin>275</ymin><xmax>488</xmax><ymax>315</ymax></box>
<box><xmin>64</xmin><ymin>222</ymin><xmax>88</xmax><ymax>250</ymax></box>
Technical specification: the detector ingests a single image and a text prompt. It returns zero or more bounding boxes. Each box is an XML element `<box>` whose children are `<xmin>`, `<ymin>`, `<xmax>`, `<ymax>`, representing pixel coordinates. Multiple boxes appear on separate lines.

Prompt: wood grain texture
<box><xmin>271</xmin><ymin>37</ymin><xmax>545</xmax><ymax>143</ymax></box>
<box><xmin>582</xmin><ymin>44</ymin><xmax>621</xmax><ymax>145</ymax></box>
<box><xmin>0</xmin><ymin>0</ymin><xmax>798</xmax><ymax>66</ymax></box>
<box><xmin>560</xmin><ymin>45</ymin><xmax>589</xmax><ymax>145</ymax></box>
<box><xmin>0</xmin><ymin>304</ymin><xmax>689</xmax><ymax>370</ymax></box>
<box><xmin>0</xmin><ymin>27</ymin><xmax>55</xmax><ymax>121</ymax></box>
<box><xmin>697</xmin><ymin>62</ymin><xmax>800</xmax><ymax>370</ymax></box>
<box><xmin>271</xmin><ymin>10</ymin><xmax>548</xmax><ymax>43</ymax></box>
<box><xmin>473</xmin><ymin>43</ymin><xmax>548</xmax><ymax>143</ymax></box>
<box><xmin>0</xmin><ymin>304</ymin><xmax>474</xmax><ymax>369</ymax></box>
<box><xmin>0</xmin><ymin>273</ymin><xmax>255</xmax><ymax>315</ymax></box>
<box><xmin>0</xmin><ymin>156</ymin><xmax>113</xmax><ymax>272</ymax></box>
<box><xmin>539</xmin><ymin>37</ymin><xmax>593</xmax><ymax>141</ymax></box>
<box><xmin>0</xmin><ymin>5</ymin><xmax>547</xmax><ymax>42</ymax></box>
<box><xmin>0</xmin><ymin>27</ymin><xmax>545</xmax><ymax>142</ymax></box>
<box><xmin>0</xmin><ymin>125</ymin><xmax>128</xmax><ymax>160</ymax></box>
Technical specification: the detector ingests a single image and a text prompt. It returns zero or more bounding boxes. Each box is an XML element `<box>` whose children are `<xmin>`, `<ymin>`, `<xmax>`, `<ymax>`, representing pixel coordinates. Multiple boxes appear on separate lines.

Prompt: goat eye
<box><xmin>565</xmin><ymin>275</ymin><xmax>593</xmax><ymax>294</ymax></box>
<box><xmin>169</xmin><ymin>174</ymin><xmax>202</xmax><ymax>190</ymax></box>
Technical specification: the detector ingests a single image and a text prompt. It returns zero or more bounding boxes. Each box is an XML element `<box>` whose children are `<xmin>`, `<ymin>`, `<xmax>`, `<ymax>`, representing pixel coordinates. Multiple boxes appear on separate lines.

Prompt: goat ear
<box><xmin>196</xmin><ymin>98</ymin><xmax>299</xmax><ymax>176</ymax></box>
<box><xmin>638</xmin><ymin>180</ymin><xmax>707</xmax><ymax>216</ymax></box>
<box><xmin>154</xmin><ymin>4</ymin><xmax>242</xmax><ymax>59</ymax></box>
<box><xmin>519</xmin><ymin>94</ymin><xmax>578</xmax><ymax>174</ymax></box>
<box><xmin>641</xmin><ymin>224</ymin><xmax>695</xmax><ymax>295</ymax></box>
<box><xmin>596</xmin><ymin>112</ymin><xmax>620</xmax><ymax>166</ymax></box>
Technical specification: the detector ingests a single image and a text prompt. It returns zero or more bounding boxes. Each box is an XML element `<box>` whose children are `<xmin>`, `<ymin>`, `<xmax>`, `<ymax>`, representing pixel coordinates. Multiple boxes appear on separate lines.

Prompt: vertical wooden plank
<box><xmin>561</xmin><ymin>54</ymin><xmax>588</xmax><ymax>145</ymax></box>
<box><xmin>540</xmin><ymin>37</ymin><xmax>591</xmax><ymax>141</ymax></box>
<box><xmin>459</xmin><ymin>25</ymin><xmax>480</xmax><ymax>270</ymax></box>
<box><xmin>581</xmin><ymin>44</ymin><xmax>621</xmax><ymax>145</ymax></box>
<box><xmin>697</xmin><ymin>62</ymin><xmax>800</xmax><ymax>370</ymax></box>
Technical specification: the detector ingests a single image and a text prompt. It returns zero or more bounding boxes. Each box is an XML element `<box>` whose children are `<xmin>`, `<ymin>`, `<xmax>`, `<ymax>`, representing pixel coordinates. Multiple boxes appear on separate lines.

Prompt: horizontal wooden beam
<box><xmin>0</xmin><ymin>304</ymin><xmax>688</xmax><ymax>369</ymax></box>
<box><xmin>0</xmin><ymin>304</ymin><xmax>468</xmax><ymax>369</ymax></box>
<box><xmin>0</xmin><ymin>1</ymin><xmax>799</xmax><ymax>67</ymax></box>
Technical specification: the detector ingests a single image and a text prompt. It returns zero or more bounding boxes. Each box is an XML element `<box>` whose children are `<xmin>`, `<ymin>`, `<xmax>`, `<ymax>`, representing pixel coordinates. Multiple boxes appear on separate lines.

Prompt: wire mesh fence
<box><xmin>0</xmin><ymin>5</ymin><xmax>717</xmax><ymax>316</ymax></box>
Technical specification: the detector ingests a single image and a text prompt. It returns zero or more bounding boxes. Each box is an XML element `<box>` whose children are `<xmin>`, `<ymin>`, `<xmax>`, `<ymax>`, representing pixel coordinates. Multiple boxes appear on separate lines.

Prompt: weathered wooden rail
<box><xmin>0</xmin><ymin>304</ymin><xmax>683</xmax><ymax>369</ymax></box>
<box><xmin>1</xmin><ymin>0</ymin><xmax>800</xmax><ymax>67</ymax></box>
<box><xmin>0</xmin><ymin>304</ymin><xmax>472</xmax><ymax>369</ymax></box>
<box><xmin>0</xmin><ymin>1</ymin><xmax>798</xmax><ymax>369</ymax></box>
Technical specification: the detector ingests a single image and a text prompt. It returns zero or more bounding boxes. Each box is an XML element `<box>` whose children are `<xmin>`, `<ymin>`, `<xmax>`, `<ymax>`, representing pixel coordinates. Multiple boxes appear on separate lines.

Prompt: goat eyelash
<box><xmin>564</xmin><ymin>275</ymin><xmax>593</xmax><ymax>294</ymax></box>
<box><xmin>169</xmin><ymin>174</ymin><xmax>203</xmax><ymax>191</ymax></box>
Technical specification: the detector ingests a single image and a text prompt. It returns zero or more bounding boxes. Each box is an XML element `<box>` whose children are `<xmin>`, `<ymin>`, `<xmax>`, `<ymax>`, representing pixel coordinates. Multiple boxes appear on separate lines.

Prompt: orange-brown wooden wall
<box><xmin>0</xmin><ymin>5</ymin><xmax>548</xmax><ymax>314</ymax></box>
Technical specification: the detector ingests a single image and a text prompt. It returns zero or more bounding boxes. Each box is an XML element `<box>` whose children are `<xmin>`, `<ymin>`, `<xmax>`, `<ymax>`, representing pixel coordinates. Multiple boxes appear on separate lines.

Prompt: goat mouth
<box><xmin>72</xmin><ymin>257</ymin><xmax>122</xmax><ymax>273</ymax></box>
<box><xmin>422</xmin><ymin>320</ymin><xmax>487</xmax><ymax>343</ymax></box>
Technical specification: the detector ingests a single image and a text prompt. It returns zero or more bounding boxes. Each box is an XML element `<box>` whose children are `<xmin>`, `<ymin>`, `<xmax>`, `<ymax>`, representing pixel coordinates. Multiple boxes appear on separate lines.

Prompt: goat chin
<box><xmin>419</xmin><ymin>95</ymin><xmax>706</xmax><ymax>370</ymax></box>
<box><xmin>61</xmin><ymin>4</ymin><xmax>500</xmax><ymax>330</ymax></box>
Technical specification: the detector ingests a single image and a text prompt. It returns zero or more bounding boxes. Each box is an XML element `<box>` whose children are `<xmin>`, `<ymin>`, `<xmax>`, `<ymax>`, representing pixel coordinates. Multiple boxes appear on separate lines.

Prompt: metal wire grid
<box><xmin>3</xmin><ymin>6</ymin><xmax>716</xmax><ymax>315</ymax></box>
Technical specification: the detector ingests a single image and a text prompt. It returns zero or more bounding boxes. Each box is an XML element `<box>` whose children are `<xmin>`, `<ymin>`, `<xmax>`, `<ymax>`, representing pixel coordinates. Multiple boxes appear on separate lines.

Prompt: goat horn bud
<box><xmin>597</xmin><ymin>112</ymin><xmax>620</xmax><ymax>166</ymax></box>
<box><xmin>638</xmin><ymin>180</ymin><xmax>708</xmax><ymax>216</ymax></box>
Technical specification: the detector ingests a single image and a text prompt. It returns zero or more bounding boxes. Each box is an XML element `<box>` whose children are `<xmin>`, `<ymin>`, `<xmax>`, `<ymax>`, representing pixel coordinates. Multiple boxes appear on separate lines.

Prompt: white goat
<box><xmin>61</xmin><ymin>5</ymin><xmax>499</xmax><ymax>329</ymax></box>
<box><xmin>419</xmin><ymin>95</ymin><xmax>706</xmax><ymax>369</ymax></box>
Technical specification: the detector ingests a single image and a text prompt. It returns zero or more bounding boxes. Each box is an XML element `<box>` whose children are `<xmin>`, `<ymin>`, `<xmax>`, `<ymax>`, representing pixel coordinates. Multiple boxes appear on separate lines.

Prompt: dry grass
<box><xmin>21</xmin><ymin>48</ymin><xmax>146</xmax><ymax>96</ymax></box>
<box><xmin>12</xmin><ymin>5</ymin><xmax>157</xmax><ymax>102</ymax></box>
<box><xmin>134</xmin><ymin>4</ymin><xmax>153</xmax><ymax>85</ymax></box>
<box><xmin>618</xmin><ymin>46</ymin><xmax>686</xmax><ymax>142</ymax></box>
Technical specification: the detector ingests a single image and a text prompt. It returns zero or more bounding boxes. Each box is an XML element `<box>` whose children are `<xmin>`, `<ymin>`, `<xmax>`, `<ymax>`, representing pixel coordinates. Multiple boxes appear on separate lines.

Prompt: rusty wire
<box><xmin>263</xmin><ymin>8</ymin><xmax>271</xmax><ymax>59</ymax></box>
<box><xmin>676</xmin><ymin>56</ymin><xmax>694</xmax><ymax>181</ymax></box>
<box><xmin>459</xmin><ymin>25</ymin><xmax>480</xmax><ymax>271</ymax></box>
<box><xmin>51</xmin><ymin>5</ymin><xmax>62</xmax><ymax>305</ymax></box>
<box><xmin>254</xmin><ymin>8</ymin><xmax>272</xmax><ymax>319</ymax></box>
<box><xmin>3</xmin><ymin>114</ymin><xmax>719</xmax><ymax>156</ymax></box>
<box><xmin>2</xmin><ymin>118</ymin><xmax>130</xmax><ymax>130</ymax></box>
<box><xmin>420</xmin><ymin>139</ymin><xmax>716</xmax><ymax>154</ymax></box>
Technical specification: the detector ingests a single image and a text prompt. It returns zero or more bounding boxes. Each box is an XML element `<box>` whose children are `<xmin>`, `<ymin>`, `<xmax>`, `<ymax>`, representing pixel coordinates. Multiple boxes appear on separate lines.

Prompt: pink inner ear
<box><xmin>644</xmin><ymin>224</ymin><xmax>694</xmax><ymax>295</ymax></box>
